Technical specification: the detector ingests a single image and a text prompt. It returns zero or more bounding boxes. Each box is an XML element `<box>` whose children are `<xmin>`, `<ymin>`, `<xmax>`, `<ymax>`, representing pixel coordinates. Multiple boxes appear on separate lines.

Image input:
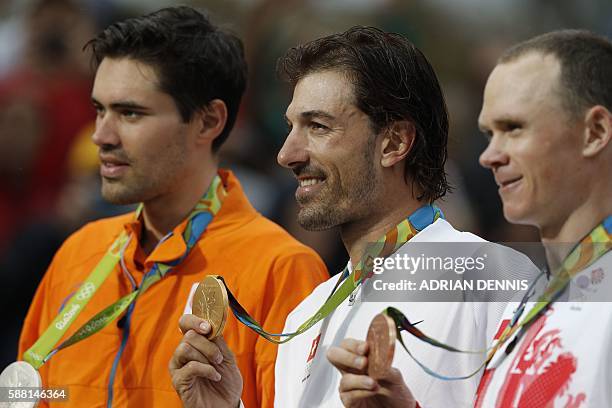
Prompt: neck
<box><xmin>140</xmin><ymin>163</ymin><xmax>218</xmax><ymax>255</ymax></box>
<box><xmin>342</xmin><ymin>199</ymin><xmax>424</xmax><ymax>266</ymax></box>
<box><xmin>540</xmin><ymin>192</ymin><xmax>611</xmax><ymax>272</ymax></box>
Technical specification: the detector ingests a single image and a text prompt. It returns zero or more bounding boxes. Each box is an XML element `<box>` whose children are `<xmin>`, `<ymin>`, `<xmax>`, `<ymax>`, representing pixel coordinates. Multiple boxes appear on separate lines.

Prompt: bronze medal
<box><xmin>192</xmin><ymin>275</ymin><xmax>229</xmax><ymax>339</ymax></box>
<box><xmin>366</xmin><ymin>313</ymin><xmax>396</xmax><ymax>380</ymax></box>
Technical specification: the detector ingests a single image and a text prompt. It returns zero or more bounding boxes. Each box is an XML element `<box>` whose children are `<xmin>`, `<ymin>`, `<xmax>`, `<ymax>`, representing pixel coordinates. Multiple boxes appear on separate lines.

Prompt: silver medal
<box><xmin>0</xmin><ymin>361</ymin><xmax>41</xmax><ymax>408</ymax></box>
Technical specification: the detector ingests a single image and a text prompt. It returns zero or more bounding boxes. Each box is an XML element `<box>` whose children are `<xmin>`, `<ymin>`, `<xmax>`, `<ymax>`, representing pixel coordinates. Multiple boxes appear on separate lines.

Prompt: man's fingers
<box><xmin>169</xmin><ymin>329</ymin><xmax>223</xmax><ymax>372</ymax></box>
<box><xmin>338</xmin><ymin>373</ymin><xmax>378</xmax><ymax>393</ymax></box>
<box><xmin>380</xmin><ymin>367</ymin><xmax>404</xmax><ymax>383</ymax></box>
<box><xmin>184</xmin><ymin>329</ymin><xmax>224</xmax><ymax>364</ymax></box>
<box><xmin>178</xmin><ymin>314</ymin><xmax>213</xmax><ymax>336</ymax></box>
<box><xmin>173</xmin><ymin>340</ymin><xmax>211</xmax><ymax>368</ymax></box>
<box><xmin>327</xmin><ymin>346</ymin><xmax>368</xmax><ymax>373</ymax></box>
<box><xmin>340</xmin><ymin>389</ymin><xmax>379</xmax><ymax>407</ymax></box>
<box><xmin>339</xmin><ymin>338</ymin><xmax>368</xmax><ymax>356</ymax></box>
<box><xmin>179</xmin><ymin>314</ymin><xmax>212</xmax><ymax>336</ymax></box>
<box><xmin>211</xmin><ymin>335</ymin><xmax>237</xmax><ymax>365</ymax></box>
<box><xmin>171</xmin><ymin>360</ymin><xmax>222</xmax><ymax>388</ymax></box>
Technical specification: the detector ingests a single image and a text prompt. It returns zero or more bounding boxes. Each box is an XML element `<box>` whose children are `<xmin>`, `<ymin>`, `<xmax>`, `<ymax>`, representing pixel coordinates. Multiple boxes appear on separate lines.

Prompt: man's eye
<box><xmin>309</xmin><ymin>122</ymin><xmax>328</xmax><ymax>131</ymax></box>
<box><xmin>505</xmin><ymin>123</ymin><xmax>522</xmax><ymax>133</ymax></box>
<box><xmin>122</xmin><ymin>110</ymin><xmax>141</xmax><ymax>119</ymax></box>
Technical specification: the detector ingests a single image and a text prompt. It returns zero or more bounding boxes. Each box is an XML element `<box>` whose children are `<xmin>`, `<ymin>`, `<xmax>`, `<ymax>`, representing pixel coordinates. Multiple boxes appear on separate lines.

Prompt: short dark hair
<box><xmin>277</xmin><ymin>26</ymin><xmax>449</xmax><ymax>203</ymax></box>
<box><xmin>499</xmin><ymin>29</ymin><xmax>612</xmax><ymax>117</ymax></box>
<box><xmin>85</xmin><ymin>6</ymin><xmax>247</xmax><ymax>151</ymax></box>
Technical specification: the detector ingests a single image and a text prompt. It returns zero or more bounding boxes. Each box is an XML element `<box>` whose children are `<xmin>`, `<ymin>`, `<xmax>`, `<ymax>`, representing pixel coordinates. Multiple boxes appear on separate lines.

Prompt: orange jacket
<box><xmin>19</xmin><ymin>170</ymin><xmax>328</xmax><ymax>408</ymax></box>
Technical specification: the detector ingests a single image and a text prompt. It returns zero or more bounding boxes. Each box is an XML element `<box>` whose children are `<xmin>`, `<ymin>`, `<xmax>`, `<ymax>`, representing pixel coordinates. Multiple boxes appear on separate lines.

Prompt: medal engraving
<box><xmin>192</xmin><ymin>275</ymin><xmax>229</xmax><ymax>339</ymax></box>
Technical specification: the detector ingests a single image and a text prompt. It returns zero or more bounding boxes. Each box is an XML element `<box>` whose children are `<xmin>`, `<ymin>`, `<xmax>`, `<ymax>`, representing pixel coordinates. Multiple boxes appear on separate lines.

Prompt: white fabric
<box><xmin>275</xmin><ymin>219</ymin><xmax>538</xmax><ymax>408</ymax></box>
<box><xmin>475</xmin><ymin>251</ymin><xmax>612</xmax><ymax>408</ymax></box>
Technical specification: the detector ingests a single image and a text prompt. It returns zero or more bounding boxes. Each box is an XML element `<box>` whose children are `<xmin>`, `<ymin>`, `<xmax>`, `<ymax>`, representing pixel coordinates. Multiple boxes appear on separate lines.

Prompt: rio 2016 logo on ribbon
<box><xmin>76</xmin><ymin>282</ymin><xmax>96</xmax><ymax>301</ymax></box>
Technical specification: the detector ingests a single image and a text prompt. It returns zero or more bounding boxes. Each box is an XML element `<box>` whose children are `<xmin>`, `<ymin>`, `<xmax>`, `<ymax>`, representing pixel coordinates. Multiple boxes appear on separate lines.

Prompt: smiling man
<box><xmin>170</xmin><ymin>26</ymin><xmax>538</xmax><ymax>408</ymax></box>
<box><xmin>279</xmin><ymin>71</ymin><xmax>382</xmax><ymax>234</ymax></box>
<box><xmin>15</xmin><ymin>7</ymin><xmax>327</xmax><ymax>408</ymax></box>
<box><xmin>474</xmin><ymin>30</ymin><xmax>612</xmax><ymax>407</ymax></box>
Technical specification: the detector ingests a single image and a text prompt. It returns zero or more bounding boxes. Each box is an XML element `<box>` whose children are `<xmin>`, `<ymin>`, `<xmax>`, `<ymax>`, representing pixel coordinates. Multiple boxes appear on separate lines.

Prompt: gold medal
<box><xmin>366</xmin><ymin>313</ymin><xmax>396</xmax><ymax>380</ymax></box>
<box><xmin>192</xmin><ymin>275</ymin><xmax>229</xmax><ymax>339</ymax></box>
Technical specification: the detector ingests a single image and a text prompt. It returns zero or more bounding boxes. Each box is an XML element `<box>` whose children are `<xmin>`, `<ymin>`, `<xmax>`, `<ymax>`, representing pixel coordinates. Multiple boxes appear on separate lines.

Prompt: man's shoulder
<box><xmin>213</xmin><ymin>211</ymin><xmax>323</xmax><ymax>259</ymax></box>
<box><xmin>593</xmin><ymin>249</ymin><xmax>612</xmax><ymax>269</ymax></box>
<box><xmin>37</xmin><ymin>212</ymin><xmax>135</xmax><ymax>291</ymax></box>
<box><xmin>68</xmin><ymin>212</ymin><xmax>134</xmax><ymax>242</ymax></box>
<box><xmin>414</xmin><ymin>218</ymin><xmax>486</xmax><ymax>243</ymax></box>
<box><xmin>422</xmin><ymin>218</ymin><xmax>539</xmax><ymax>273</ymax></box>
<box><xmin>54</xmin><ymin>212</ymin><xmax>134</xmax><ymax>260</ymax></box>
<box><xmin>415</xmin><ymin>219</ymin><xmax>536</xmax><ymax>260</ymax></box>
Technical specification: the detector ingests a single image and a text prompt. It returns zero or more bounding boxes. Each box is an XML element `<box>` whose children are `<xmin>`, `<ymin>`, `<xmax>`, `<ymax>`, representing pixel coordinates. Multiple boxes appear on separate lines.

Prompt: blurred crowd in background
<box><xmin>1</xmin><ymin>0</ymin><xmax>610</xmax><ymax>368</ymax></box>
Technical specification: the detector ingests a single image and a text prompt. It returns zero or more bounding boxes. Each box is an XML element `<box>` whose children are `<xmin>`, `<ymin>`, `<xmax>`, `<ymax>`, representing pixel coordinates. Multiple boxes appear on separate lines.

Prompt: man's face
<box><xmin>91</xmin><ymin>57</ymin><xmax>197</xmax><ymax>205</ymax></box>
<box><xmin>478</xmin><ymin>53</ymin><xmax>584</xmax><ymax>227</ymax></box>
<box><xmin>277</xmin><ymin>70</ymin><xmax>383</xmax><ymax>230</ymax></box>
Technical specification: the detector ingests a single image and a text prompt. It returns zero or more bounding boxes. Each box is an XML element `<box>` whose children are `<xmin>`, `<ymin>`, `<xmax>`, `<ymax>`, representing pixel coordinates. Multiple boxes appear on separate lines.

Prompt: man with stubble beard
<box><xmin>171</xmin><ymin>26</ymin><xmax>537</xmax><ymax>408</ymax></box>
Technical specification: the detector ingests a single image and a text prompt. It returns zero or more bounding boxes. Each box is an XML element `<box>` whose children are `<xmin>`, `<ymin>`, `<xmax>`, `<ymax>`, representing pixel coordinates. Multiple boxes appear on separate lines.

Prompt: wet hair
<box><xmin>277</xmin><ymin>26</ymin><xmax>449</xmax><ymax>202</ymax></box>
<box><xmin>85</xmin><ymin>6</ymin><xmax>247</xmax><ymax>151</ymax></box>
<box><xmin>499</xmin><ymin>29</ymin><xmax>612</xmax><ymax>117</ymax></box>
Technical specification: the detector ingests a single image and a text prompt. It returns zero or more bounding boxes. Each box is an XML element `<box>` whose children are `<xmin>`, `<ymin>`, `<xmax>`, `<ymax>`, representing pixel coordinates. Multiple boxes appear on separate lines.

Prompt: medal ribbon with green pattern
<box><xmin>486</xmin><ymin>215</ymin><xmax>612</xmax><ymax>361</ymax></box>
<box><xmin>23</xmin><ymin>175</ymin><xmax>226</xmax><ymax>369</ymax></box>
<box><xmin>380</xmin><ymin>215</ymin><xmax>612</xmax><ymax>380</ymax></box>
<box><xmin>222</xmin><ymin>205</ymin><xmax>444</xmax><ymax>344</ymax></box>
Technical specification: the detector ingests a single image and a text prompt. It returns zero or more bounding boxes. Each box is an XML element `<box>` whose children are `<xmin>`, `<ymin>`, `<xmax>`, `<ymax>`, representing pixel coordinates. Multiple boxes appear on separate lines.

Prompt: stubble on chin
<box><xmin>296</xmin><ymin>181</ymin><xmax>377</xmax><ymax>232</ymax></box>
<box><xmin>297</xmin><ymin>205</ymin><xmax>338</xmax><ymax>231</ymax></box>
<box><xmin>100</xmin><ymin>178</ymin><xmax>145</xmax><ymax>205</ymax></box>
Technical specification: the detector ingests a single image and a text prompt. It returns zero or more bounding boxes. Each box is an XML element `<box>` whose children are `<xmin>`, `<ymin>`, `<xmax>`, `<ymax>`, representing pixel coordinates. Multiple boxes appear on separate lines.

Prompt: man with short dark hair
<box><xmin>475</xmin><ymin>29</ymin><xmax>612</xmax><ymax>407</ymax></box>
<box><xmin>16</xmin><ymin>7</ymin><xmax>327</xmax><ymax>407</ymax></box>
<box><xmin>170</xmin><ymin>26</ymin><xmax>536</xmax><ymax>408</ymax></box>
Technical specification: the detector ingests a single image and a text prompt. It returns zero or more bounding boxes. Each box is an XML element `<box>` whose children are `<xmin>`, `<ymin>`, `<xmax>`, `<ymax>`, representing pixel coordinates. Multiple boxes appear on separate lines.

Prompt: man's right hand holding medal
<box><xmin>169</xmin><ymin>314</ymin><xmax>243</xmax><ymax>408</ymax></box>
<box><xmin>326</xmin><ymin>313</ymin><xmax>418</xmax><ymax>408</ymax></box>
<box><xmin>327</xmin><ymin>338</ymin><xmax>417</xmax><ymax>408</ymax></box>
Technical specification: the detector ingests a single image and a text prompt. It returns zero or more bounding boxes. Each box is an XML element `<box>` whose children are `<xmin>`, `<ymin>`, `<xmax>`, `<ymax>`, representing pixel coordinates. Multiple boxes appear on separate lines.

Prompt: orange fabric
<box><xmin>19</xmin><ymin>170</ymin><xmax>328</xmax><ymax>408</ymax></box>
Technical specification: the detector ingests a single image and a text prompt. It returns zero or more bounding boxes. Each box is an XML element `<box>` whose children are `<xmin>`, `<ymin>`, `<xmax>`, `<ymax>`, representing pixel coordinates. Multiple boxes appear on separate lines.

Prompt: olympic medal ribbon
<box><xmin>21</xmin><ymin>228</ymin><xmax>132</xmax><ymax>369</ymax></box>
<box><xmin>384</xmin><ymin>306</ymin><xmax>489</xmax><ymax>381</ymax></box>
<box><xmin>220</xmin><ymin>205</ymin><xmax>444</xmax><ymax>344</ymax></box>
<box><xmin>377</xmin><ymin>215</ymin><xmax>611</xmax><ymax>381</ymax></box>
<box><xmin>23</xmin><ymin>175</ymin><xmax>227</xmax><ymax>369</ymax></box>
<box><xmin>489</xmin><ymin>215</ymin><xmax>611</xmax><ymax>361</ymax></box>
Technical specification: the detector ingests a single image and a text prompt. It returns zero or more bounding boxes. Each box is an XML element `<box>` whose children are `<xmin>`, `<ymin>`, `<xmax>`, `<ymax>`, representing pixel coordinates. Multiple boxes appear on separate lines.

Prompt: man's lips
<box><xmin>295</xmin><ymin>175</ymin><xmax>326</xmax><ymax>200</ymax></box>
<box><xmin>99</xmin><ymin>155</ymin><xmax>130</xmax><ymax>178</ymax></box>
<box><xmin>497</xmin><ymin>176</ymin><xmax>523</xmax><ymax>191</ymax></box>
<box><xmin>297</xmin><ymin>175</ymin><xmax>325</xmax><ymax>187</ymax></box>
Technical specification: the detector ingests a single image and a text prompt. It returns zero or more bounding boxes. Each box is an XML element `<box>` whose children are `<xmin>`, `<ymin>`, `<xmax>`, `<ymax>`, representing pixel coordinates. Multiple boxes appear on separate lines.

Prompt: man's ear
<box><xmin>380</xmin><ymin>121</ymin><xmax>416</xmax><ymax>168</ymax></box>
<box><xmin>582</xmin><ymin>105</ymin><xmax>612</xmax><ymax>158</ymax></box>
<box><xmin>195</xmin><ymin>99</ymin><xmax>228</xmax><ymax>145</ymax></box>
